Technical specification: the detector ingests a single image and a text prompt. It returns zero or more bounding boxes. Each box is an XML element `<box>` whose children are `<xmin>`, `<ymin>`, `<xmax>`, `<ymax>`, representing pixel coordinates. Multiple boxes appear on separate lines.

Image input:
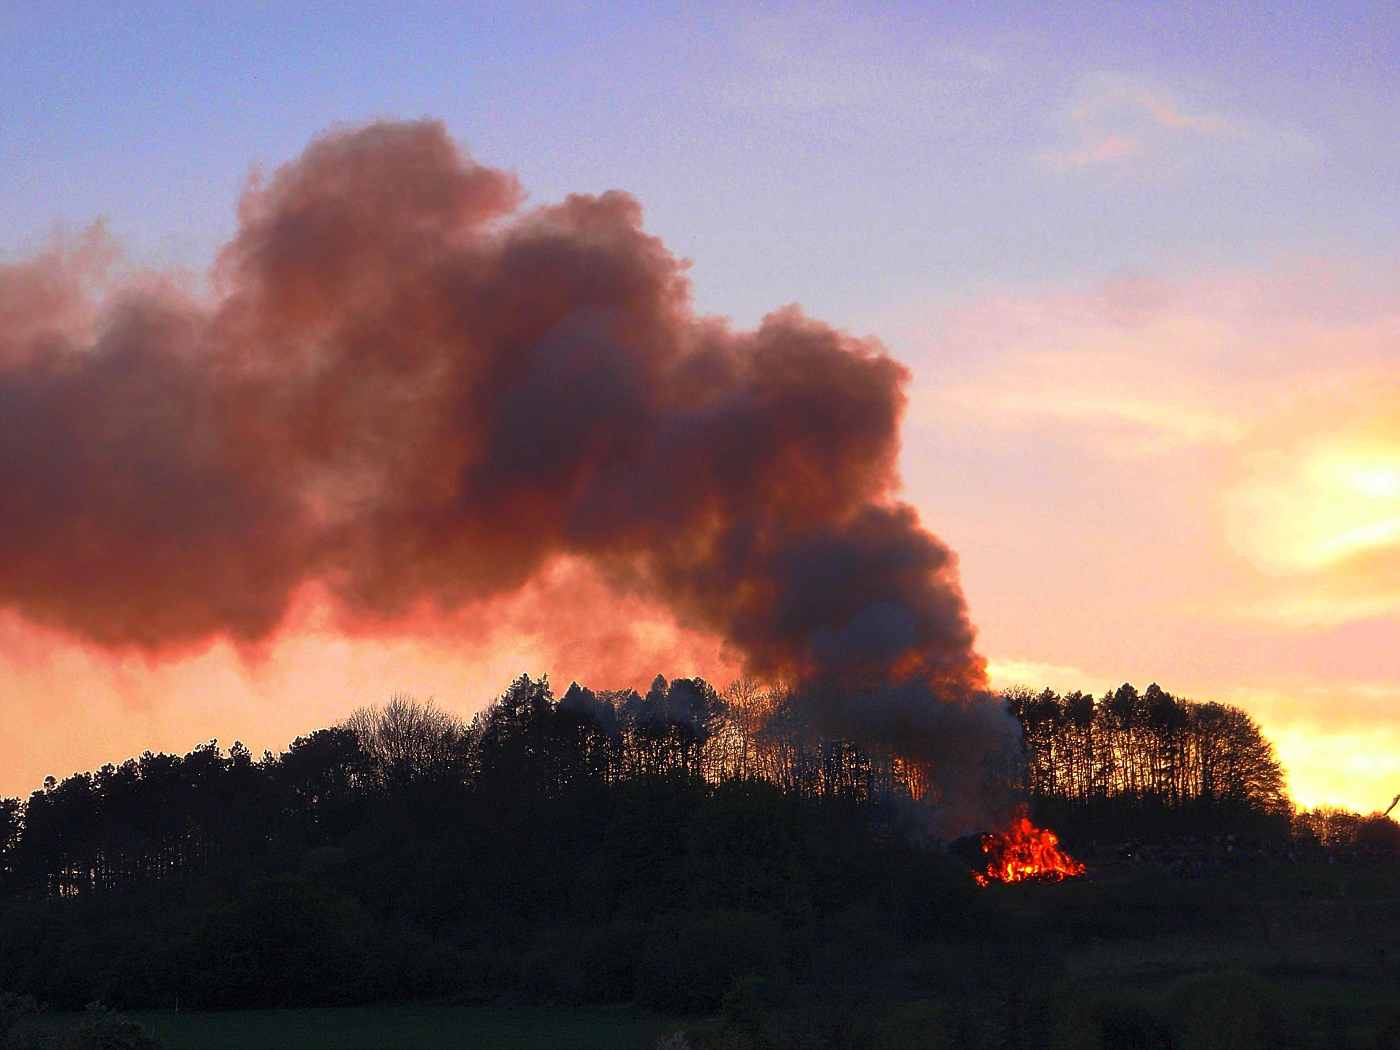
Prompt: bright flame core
<box><xmin>973</xmin><ymin>808</ymin><xmax>1087</xmax><ymax>886</ymax></box>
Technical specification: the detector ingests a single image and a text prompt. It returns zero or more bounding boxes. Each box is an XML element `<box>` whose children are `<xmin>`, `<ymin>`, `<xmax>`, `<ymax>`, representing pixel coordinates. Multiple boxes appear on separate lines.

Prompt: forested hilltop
<box><xmin>1005</xmin><ymin>683</ymin><xmax>1291</xmax><ymax>840</ymax></box>
<box><xmin>0</xmin><ymin>674</ymin><xmax>1397</xmax><ymax>1036</ymax></box>
<box><xmin>4</xmin><ymin>677</ymin><xmax>1307</xmax><ymax>900</ymax></box>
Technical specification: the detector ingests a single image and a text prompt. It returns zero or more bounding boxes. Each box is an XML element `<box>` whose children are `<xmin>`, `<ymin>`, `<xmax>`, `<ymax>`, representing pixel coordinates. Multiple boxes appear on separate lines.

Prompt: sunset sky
<box><xmin>3</xmin><ymin>2</ymin><xmax>1399</xmax><ymax>811</ymax></box>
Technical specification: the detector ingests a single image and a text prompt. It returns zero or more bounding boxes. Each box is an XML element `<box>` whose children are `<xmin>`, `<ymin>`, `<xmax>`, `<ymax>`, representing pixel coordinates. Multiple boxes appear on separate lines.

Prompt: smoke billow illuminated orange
<box><xmin>0</xmin><ymin>120</ymin><xmax>1018</xmax><ymax>828</ymax></box>
<box><xmin>973</xmin><ymin>807</ymin><xmax>1086</xmax><ymax>885</ymax></box>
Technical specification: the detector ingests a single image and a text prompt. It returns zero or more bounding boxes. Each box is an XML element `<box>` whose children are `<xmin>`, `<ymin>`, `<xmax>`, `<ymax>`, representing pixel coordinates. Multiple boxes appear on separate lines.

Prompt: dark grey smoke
<box><xmin>0</xmin><ymin>120</ymin><xmax>1019</xmax><ymax>832</ymax></box>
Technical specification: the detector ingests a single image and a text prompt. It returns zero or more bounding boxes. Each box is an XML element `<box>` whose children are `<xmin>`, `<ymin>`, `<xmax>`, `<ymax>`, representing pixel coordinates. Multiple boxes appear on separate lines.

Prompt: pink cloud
<box><xmin>1038</xmin><ymin>74</ymin><xmax>1312</xmax><ymax>175</ymax></box>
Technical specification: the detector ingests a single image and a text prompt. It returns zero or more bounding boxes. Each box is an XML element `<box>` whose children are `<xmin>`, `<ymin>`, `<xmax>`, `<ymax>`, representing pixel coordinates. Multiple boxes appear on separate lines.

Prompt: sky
<box><xmin>2</xmin><ymin>1</ymin><xmax>1399</xmax><ymax>810</ymax></box>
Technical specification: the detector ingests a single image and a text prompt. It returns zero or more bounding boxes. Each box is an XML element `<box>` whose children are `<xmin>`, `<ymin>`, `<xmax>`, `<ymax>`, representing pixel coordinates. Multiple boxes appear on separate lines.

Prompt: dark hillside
<box><xmin>1</xmin><ymin>676</ymin><xmax>1397</xmax><ymax>1048</ymax></box>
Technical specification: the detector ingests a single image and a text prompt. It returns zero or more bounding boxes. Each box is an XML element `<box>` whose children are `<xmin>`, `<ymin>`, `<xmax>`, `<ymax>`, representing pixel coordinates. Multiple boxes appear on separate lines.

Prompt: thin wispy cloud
<box><xmin>720</xmin><ymin>11</ymin><xmax>1004</xmax><ymax>132</ymax></box>
<box><xmin>883</xmin><ymin>265</ymin><xmax>1400</xmax><ymax>667</ymax></box>
<box><xmin>1039</xmin><ymin>74</ymin><xmax>1320</xmax><ymax>177</ymax></box>
<box><xmin>1225</xmin><ymin>403</ymin><xmax>1400</xmax><ymax>627</ymax></box>
<box><xmin>898</xmin><ymin>280</ymin><xmax>1256</xmax><ymax>460</ymax></box>
<box><xmin>922</xmin><ymin>371</ymin><xmax>1245</xmax><ymax>459</ymax></box>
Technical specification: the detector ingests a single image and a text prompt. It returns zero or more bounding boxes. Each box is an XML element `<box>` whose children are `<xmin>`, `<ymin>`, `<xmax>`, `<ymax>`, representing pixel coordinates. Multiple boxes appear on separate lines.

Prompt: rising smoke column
<box><xmin>0</xmin><ymin>121</ymin><xmax>1018</xmax><ymax>830</ymax></box>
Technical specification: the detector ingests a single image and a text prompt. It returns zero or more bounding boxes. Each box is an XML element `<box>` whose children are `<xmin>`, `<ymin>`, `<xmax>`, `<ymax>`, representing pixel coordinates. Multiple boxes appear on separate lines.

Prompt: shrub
<box><xmin>59</xmin><ymin>1003</ymin><xmax>161</xmax><ymax>1050</ymax></box>
<box><xmin>0</xmin><ymin>992</ymin><xmax>40</xmax><ymax>1042</ymax></box>
<box><xmin>1371</xmin><ymin>1000</ymin><xmax>1400</xmax><ymax>1050</ymax></box>
<box><xmin>634</xmin><ymin>910</ymin><xmax>782</xmax><ymax>1012</ymax></box>
<box><xmin>1166</xmin><ymin>969</ymin><xmax>1306</xmax><ymax>1050</ymax></box>
<box><xmin>1356</xmin><ymin>815</ymin><xmax>1400</xmax><ymax>851</ymax></box>
<box><xmin>1092</xmin><ymin>996</ymin><xmax>1171</xmax><ymax>1050</ymax></box>
<box><xmin>180</xmin><ymin>877</ymin><xmax>370</xmax><ymax>1009</ymax></box>
<box><xmin>869</xmin><ymin>1000</ymin><xmax>950</xmax><ymax>1050</ymax></box>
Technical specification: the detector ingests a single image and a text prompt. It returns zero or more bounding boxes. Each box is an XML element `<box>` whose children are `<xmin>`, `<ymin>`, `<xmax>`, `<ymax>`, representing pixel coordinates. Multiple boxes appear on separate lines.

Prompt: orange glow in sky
<box><xmin>887</xmin><ymin>267</ymin><xmax>1400</xmax><ymax>814</ymax></box>
<box><xmin>4</xmin><ymin>261</ymin><xmax>1399</xmax><ymax>816</ymax></box>
<box><xmin>1229</xmin><ymin>437</ymin><xmax>1400</xmax><ymax>572</ymax></box>
<box><xmin>4</xmin><ymin>9</ymin><xmax>1400</xmax><ymax>817</ymax></box>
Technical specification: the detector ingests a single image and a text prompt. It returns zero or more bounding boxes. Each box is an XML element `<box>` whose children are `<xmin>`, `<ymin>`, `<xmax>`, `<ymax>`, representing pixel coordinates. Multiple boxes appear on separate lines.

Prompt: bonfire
<box><xmin>973</xmin><ymin>807</ymin><xmax>1086</xmax><ymax>886</ymax></box>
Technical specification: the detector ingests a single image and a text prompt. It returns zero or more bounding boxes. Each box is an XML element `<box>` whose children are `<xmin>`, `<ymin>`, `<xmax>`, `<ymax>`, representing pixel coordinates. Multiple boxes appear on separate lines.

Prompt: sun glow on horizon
<box><xmin>1228</xmin><ymin>436</ymin><xmax>1400</xmax><ymax>573</ymax></box>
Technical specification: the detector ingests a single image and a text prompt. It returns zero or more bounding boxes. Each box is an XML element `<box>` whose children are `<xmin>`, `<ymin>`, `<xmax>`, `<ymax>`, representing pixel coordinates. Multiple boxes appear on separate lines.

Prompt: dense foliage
<box><xmin>1004</xmin><ymin>682</ymin><xmax>1292</xmax><ymax>841</ymax></box>
<box><xmin>0</xmin><ymin>676</ymin><xmax>991</xmax><ymax>1013</ymax></box>
<box><xmin>0</xmin><ymin>673</ymin><xmax>1384</xmax><ymax>1037</ymax></box>
<box><xmin>0</xmin><ymin>678</ymin><xmax>1294</xmax><ymax>902</ymax></box>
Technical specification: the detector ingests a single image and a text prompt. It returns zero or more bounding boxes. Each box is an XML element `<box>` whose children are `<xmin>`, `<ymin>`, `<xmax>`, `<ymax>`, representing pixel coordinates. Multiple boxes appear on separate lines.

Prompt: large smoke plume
<box><xmin>0</xmin><ymin>121</ymin><xmax>1017</xmax><ymax>829</ymax></box>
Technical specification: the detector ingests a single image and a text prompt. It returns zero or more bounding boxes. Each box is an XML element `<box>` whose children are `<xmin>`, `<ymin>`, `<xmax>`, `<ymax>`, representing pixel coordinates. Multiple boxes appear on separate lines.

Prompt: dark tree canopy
<box><xmin>1004</xmin><ymin>682</ymin><xmax>1291</xmax><ymax>840</ymax></box>
<box><xmin>0</xmin><ymin>673</ymin><xmax>1378</xmax><ymax>1019</ymax></box>
<box><xmin>0</xmin><ymin>676</ymin><xmax>1303</xmax><ymax>903</ymax></box>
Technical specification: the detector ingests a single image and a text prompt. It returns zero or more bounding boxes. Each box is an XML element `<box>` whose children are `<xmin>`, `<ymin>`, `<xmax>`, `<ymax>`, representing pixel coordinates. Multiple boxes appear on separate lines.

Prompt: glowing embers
<box><xmin>972</xmin><ymin>807</ymin><xmax>1086</xmax><ymax>886</ymax></box>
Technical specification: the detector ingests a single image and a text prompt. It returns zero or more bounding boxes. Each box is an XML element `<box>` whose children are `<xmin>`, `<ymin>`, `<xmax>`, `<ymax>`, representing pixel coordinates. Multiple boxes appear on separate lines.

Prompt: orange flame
<box><xmin>973</xmin><ymin>807</ymin><xmax>1086</xmax><ymax>886</ymax></box>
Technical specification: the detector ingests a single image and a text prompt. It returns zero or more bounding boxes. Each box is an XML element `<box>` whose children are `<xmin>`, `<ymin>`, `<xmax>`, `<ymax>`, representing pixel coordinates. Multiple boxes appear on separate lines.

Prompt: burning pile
<box><xmin>973</xmin><ymin>807</ymin><xmax>1086</xmax><ymax>886</ymax></box>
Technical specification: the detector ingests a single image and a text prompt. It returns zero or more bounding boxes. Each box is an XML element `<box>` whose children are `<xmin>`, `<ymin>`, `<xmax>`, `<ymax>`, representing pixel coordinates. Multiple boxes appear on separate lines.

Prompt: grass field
<box><xmin>11</xmin><ymin>860</ymin><xmax>1400</xmax><ymax>1048</ymax></box>
<box><xmin>24</xmin><ymin>1004</ymin><xmax>689</xmax><ymax>1050</ymax></box>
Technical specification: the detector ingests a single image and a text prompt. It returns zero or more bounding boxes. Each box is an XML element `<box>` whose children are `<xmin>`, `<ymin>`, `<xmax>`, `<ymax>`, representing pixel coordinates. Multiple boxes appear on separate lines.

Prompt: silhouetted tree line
<box><xmin>0</xmin><ymin>672</ymin><xmax>948</xmax><ymax>900</ymax></box>
<box><xmin>1293</xmin><ymin>804</ymin><xmax>1400</xmax><ymax>852</ymax></box>
<box><xmin>1003</xmin><ymin>682</ymin><xmax>1292</xmax><ymax>840</ymax></box>
<box><xmin>0</xmin><ymin>672</ymin><xmax>1396</xmax><ymax>1023</ymax></box>
<box><xmin>0</xmin><ymin>675</ymin><xmax>995</xmax><ymax>1013</ymax></box>
<box><xmin>0</xmin><ymin>676</ymin><xmax>1305</xmax><ymax>900</ymax></box>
